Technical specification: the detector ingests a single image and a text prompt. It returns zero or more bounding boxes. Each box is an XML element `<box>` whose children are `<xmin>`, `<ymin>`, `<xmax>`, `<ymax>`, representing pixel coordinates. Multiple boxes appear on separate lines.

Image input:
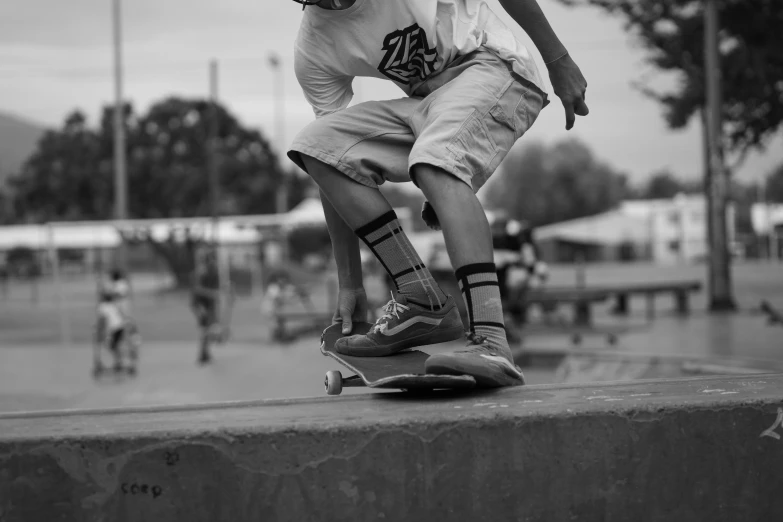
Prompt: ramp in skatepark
<box><xmin>2</xmin><ymin>374</ymin><xmax>783</xmax><ymax>521</ymax></box>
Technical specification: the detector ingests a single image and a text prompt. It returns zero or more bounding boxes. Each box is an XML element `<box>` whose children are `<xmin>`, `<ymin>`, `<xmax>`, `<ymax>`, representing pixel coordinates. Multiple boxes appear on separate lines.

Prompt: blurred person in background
<box><xmin>492</xmin><ymin>216</ymin><xmax>549</xmax><ymax>341</ymax></box>
<box><xmin>94</xmin><ymin>291</ymin><xmax>127</xmax><ymax>373</ymax></box>
<box><xmin>190</xmin><ymin>249</ymin><xmax>221</xmax><ymax>365</ymax></box>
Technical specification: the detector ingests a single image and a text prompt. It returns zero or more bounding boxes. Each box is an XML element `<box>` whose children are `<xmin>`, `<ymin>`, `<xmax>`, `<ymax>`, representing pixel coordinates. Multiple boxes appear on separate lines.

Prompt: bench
<box><xmin>519</xmin><ymin>288</ymin><xmax>611</xmax><ymax>327</ymax></box>
<box><xmin>594</xmin><ymin>281</ymin><xmax>703</xmax><ymax>319</ymax></box>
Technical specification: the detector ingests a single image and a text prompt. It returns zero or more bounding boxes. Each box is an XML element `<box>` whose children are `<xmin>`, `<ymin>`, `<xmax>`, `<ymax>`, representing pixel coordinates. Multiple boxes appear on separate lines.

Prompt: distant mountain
<box><xmin>0</xmin><ymin>112</ymin><xmax>46</xmax><ymax>187</ymax></box>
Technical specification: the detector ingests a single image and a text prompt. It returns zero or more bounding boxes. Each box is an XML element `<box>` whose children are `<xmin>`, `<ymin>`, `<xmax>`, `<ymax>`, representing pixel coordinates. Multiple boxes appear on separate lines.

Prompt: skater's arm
<box><xmin>497</xmin><ymin>0</ymin><xmax>567</xmax><ymax>65</ymax></box>
<box><xmin>320</xmin><ymin>189</ymin><xmax>364</xmax><ymax>290</ymax></box>
<box><xmin>498</xmin><ymin>0</ymin><xmax>589</xmax><ymax>130</ymax></box>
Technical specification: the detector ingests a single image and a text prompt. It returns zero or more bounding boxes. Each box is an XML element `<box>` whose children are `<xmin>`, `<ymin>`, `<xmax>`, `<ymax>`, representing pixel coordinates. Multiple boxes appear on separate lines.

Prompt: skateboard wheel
<box><xmin>325</xmin><ymin>370</ymin><xmax>343</xmax><ymax>395</ymax></box>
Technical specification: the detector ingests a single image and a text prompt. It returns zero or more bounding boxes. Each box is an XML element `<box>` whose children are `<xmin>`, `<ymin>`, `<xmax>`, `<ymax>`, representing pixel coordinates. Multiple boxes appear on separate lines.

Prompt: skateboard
<box><xmin>761</xmin><ymin>300</ymin><xmax>783</xmax><ymax>326</ymax></box>
<box><xmin>320</xmin><ymin>322</ymin><xmax>476</xmax><ymax>395</ymax></box>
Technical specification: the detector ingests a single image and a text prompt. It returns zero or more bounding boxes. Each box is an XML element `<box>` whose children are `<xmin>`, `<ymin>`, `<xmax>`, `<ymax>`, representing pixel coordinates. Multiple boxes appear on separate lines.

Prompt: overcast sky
<box><xmin>0</xmin><ymin>0</ymin><xmax>779</xmax><ymax>184</ymax></box>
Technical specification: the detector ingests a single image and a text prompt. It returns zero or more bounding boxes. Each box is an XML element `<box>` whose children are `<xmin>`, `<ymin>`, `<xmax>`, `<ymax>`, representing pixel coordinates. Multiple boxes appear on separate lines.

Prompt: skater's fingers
<box><xmin>562</xmin><ymin>100</ymin><xmax>575</xmax><ymax>130</ymax></box>
<box><xmin>336</xmin><ymin>305</ymin><xmax>354</xmax><ymax>334</ymax></box>
<box><xmin>341</xmin><ymin>316</ymin><xmax>353</xmax><ymax>335</ymax></box>
<box><xmin>574</xmin><ymin>97</ymin><xmax>590</xmax><ymax>117</ymax></box>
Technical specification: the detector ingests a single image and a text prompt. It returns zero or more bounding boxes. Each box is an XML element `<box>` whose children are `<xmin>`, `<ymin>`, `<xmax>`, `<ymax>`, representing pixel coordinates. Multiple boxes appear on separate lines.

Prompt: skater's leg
<box><xmin>415</xmin><ymin>165</ymin><xmax>524</xmax><ymax>387</ymax></box>
<box><xmin>301</xmin><ymin>155</ymin><xmax>463</xmax><ymax>356</ymax></box>
<box><xmin>198</xmin><ymin>330</ymin><xmax>211</xmax><ymax>364</ymax></box>
<box><xmin>302</xmin><ymin>155</ymin><xmax>449</xmax><ymax>311</ymax></box>
<box><xmin>109</xmin><ymin>329</ymin><xmax>124</xmax><ymax>371</ymax></box>
<box><xmin>195</xmin><ymin>304</ymin><xmax>213</xmax><ymax>364</ymax></box>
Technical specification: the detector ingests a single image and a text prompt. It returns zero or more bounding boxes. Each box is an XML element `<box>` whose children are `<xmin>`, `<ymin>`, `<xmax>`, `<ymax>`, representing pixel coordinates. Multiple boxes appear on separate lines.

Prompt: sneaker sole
<box><xmin>425</xmin><ymin>354</ymin><xmax>526</xmax><ymax>387</ymax></box>
<box><xmin>335</xmin><ymin>325</ymin><xmax>465</xmax><ymax>357</ymax></box>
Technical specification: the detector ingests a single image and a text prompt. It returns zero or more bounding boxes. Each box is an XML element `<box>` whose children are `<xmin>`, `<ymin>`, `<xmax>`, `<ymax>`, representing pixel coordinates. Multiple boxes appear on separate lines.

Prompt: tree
<box><xmin>483</xmin><ymin>139</ymin><xmax>628</xmax><ymax>226</ymax></box>
<box><xmin>767</xmin><ymin>161</ymin><xmax>783</xmax><ymax>203</ymax></box>
<box><xmin>639</xmin><ymin>169</ymin><xmax>701</xmax><ymax>199</ymax></box>
<box><xmin>9</xmin><ymin>111</ymin><xmax>109</xmax><ymax>222</ymax></box>
<box><xmin>0</xmin><ymin>189</ymin><xmax>14</xmax><ymax>225</ymax></box>
<box><xmin>558</xmin><ymin>0</ymin><xmax>783</xmax><ymax>162</ymax></box>
<box><xmin>9</xmin><ymin>97</ymin><xmax>291</xmax><ymax>287</ymax></box>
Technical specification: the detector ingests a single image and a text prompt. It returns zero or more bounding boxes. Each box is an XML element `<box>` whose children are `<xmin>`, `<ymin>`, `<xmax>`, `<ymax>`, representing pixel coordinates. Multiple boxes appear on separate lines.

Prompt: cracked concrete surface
<box><xmin>2</xmin><ymin>374</ymin><xmax>783</xmax><ymax>521</ymax></box>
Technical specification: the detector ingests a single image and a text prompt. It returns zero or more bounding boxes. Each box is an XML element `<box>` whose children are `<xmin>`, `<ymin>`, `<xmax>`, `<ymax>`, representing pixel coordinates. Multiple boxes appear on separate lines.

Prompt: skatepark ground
<box><xmin>3</xmin><ymin>260</ymin><xmax>783</xmax><ymax>520</ymax></box>
<box><xmin>1</xmin><ymin>261</ymin><xmax>781</xmax><ymax>413</ymax></box>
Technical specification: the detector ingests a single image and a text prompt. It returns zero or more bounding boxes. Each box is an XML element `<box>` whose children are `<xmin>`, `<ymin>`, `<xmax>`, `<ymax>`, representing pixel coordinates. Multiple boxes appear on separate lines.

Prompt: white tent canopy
<box><xmin>0</xmin><ymin>198</ymin><xmax>418</xmax><ymax>251</ymax></box>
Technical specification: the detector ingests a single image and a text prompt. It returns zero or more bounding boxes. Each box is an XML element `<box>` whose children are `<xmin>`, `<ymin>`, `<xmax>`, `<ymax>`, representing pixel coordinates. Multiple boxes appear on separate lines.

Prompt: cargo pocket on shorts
<box><xmin>446</xmin><ymin>109</ymin><xmax>498</xmax><ymax>191</ymax></box>
<box><xmin>488</xmin><ymin>79</ymin><xmax>528</xmax><ymax>142</ymax></box>
<box><xmin>484</xmin><ymin>79</ymin><xmax>526</xmax><ymax>177</ymax></box>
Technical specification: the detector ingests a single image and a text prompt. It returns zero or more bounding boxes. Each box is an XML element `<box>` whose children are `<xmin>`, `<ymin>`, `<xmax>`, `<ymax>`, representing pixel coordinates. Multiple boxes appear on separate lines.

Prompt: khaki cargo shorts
<box><xmin>288</xmin><ymin>49</ymin><xmax>548</xmax><ymax>193</ymax></box>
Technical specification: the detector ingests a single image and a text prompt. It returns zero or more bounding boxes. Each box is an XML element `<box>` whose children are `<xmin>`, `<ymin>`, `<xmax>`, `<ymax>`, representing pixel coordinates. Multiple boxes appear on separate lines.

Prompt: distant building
<box><xmin>534</xmin><ymin>194</ymin><xmax>735</xmax><ymax>264</ymax></box>
<box><xmin>751</xmin><ymin>203</ymin><xmax>783</xmax><ymax>260</ymax></box>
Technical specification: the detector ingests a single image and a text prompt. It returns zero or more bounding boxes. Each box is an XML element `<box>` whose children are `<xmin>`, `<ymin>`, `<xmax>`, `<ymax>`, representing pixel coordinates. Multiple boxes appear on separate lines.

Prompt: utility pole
<box><xmin>112</xmin><ymin>0</ymin><xmax>128</xmax><ymax>271</ymax></box>
<box><xmin>208</xmin><ymin>60</ymin><xmax>228</xmax><ymax>295</ymax></box>
<box><xmin>269</xmin><ymin>53</ymin><xmax>288</xmax><ymax>214</ymax></box>
<box><xmin>703</xmin><ymin>0</ymin><xmax>736</xmax><ymax>311</ymax></box>
<box><xmin>209</xmin><ymin>60</ymin><xmax>220</xmax><ymax>250</ymax></box>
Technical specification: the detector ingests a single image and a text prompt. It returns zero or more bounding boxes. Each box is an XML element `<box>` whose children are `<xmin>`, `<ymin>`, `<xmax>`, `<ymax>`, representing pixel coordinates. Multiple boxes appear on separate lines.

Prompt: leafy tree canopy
<box><xmin>483</xmin><ymin>139</ymin><xmax>629</xmax><ymax>226</ymax></box>
<box><xmin>559</xmin><ymin>0</ymin><xmax>783</xmax><ymax>161</ymax></box>
<box><xmin>7</xmin><ymin>97</ymin><xmax>310</xmax><ymax>287</ymax></box>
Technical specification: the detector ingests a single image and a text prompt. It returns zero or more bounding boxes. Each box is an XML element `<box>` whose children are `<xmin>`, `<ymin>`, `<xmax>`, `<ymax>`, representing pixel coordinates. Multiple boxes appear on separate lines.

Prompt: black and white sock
<box><xmin>455</xmin><ymin>263</ymin><xmax>508</xmax><ymax>348</ymax></box>
<box><xmin>355</xmin><ymin>210</ymin><xmax>447</xmax><ymax>310</ymax></box>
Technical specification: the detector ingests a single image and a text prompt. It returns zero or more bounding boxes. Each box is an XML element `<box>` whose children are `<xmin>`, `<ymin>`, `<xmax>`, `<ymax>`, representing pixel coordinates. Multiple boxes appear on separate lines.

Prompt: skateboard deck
<box><xmin>320</xmin><ymin>322</ymin><xmax>475</xmax><ymax>395</ymax></box>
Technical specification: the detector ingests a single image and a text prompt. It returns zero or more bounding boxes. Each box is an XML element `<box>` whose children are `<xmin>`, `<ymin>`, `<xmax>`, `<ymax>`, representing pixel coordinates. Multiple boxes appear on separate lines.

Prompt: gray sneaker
<box><xmin>424</xmin><ymin>333</ymin><xmax>525</xmax><ymax>387</ymax></box>
<box><xmin>335</xmin><ymin>295</ymin><xmax>464</xmax><ymax>357</ymax></box>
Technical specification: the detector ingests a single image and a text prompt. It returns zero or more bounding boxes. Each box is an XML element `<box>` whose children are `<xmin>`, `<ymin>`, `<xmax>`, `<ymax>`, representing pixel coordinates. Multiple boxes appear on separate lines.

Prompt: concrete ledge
<box><xmin>3</xmin><ymin>374</ymin><xmax>783</xmax><ymax>521</ymax></box>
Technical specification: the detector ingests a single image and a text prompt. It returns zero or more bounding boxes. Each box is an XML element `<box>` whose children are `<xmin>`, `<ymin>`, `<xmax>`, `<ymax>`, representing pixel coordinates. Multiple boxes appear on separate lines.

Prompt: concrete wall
<box><xmin>3</xmin><ymin>374</ymin><xmax>783</xmax><ymax>521</ymax></box>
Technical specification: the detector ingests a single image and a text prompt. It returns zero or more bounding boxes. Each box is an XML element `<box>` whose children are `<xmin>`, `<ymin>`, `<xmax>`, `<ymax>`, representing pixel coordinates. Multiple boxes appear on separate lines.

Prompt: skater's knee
<box><xmin>300</xmin><ymin>153</ymin><xmax>328</xmax><ymax>178</ymax></box>
<box><xmin>300</xmin><ymin>154</ymin><xmax>347</xmax><ymax>189</ymax></box>
<box><xmin>412</xmin><ymin>164</ymin><xmax>473</xmax><ymax>198</ymax></box>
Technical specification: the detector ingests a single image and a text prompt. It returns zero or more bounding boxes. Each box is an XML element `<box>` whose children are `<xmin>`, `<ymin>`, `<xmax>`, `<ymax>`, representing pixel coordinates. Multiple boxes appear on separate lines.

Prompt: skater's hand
<box><xmin>333</xmin><ymin>287</ymin><xmax>370</xmax><ymax>335</ymax></box>
<box><xmin>547</xmin><ymin>53</ymin><xmax>589</xmax><ymax>130</ymax></box>
<box><xmin>421</xmin><ymin>201</ymin><xmax>441</xmax><ymax>231</ymax></box>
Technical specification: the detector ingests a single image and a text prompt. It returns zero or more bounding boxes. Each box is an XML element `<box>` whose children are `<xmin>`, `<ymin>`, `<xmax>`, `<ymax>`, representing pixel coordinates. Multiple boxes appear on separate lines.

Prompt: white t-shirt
<box><xmin>295</xmin><ymin>0</ymin><xmax>546</xmax><ymax>118</ymax></box>
<box><xmin>108</xmin><ymin>278</ymin><xmax>131</xmax><ymax>318</ymax></box>
<box><xmin>99</xmin><ymin>302</ymin><xmax>125</xmax><ymax>332</ymax></box>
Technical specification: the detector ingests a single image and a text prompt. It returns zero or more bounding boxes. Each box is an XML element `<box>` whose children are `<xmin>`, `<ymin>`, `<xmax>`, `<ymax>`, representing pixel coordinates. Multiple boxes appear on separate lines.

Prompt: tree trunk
<box><xmin>703</xmin><ymin>0</ymin><xmax>736</xmax><ymax>312</ymax></box>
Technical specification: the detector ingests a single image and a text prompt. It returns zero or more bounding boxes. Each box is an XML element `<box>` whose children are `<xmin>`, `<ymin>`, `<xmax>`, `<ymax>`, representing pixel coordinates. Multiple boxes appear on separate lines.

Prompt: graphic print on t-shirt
<box><xmin>377</xmin><ymin>23</ymin><xmax>440</xmax><ymax>85</ymax></box>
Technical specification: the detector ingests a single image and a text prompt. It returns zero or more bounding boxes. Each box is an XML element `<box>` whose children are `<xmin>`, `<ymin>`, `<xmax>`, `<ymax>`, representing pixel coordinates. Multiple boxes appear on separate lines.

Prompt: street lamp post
<box><xmin>112</xmin><ymin>0</ymin><xmax>128</xmax><ymax>271</ymax></box>
<box><xmin>268</xmin><ymin>53</ymin><xmax>287</xmax><ymax>214</ymax></box>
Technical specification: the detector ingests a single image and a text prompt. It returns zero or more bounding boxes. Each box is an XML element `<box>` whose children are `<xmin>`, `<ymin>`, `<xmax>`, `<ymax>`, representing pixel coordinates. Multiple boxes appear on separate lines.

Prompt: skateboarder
<box><xmin>288</xmin><ymin>0</ymin><xmax>588</xmax><ymax>387</ymax></box>
<box><xmin>492</xmin><ymin>218</ymin><xmax>550</xmax><ymax>339</ymax></box>
<box><xmin>190</xmin><ymin>249</ymin><xmax>221</xmax><ymax>365</ymax></box>
<box><xmin>95</xmin><ymin>291</ymin><xmax>127</xmax><ymax>372</ymax></box>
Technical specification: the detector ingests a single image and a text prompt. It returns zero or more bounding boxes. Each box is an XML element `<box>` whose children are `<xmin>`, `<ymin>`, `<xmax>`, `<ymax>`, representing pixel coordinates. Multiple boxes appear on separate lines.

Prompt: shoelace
<box><xmin>371</xmin><ymin>293</ymin><xmax>410</xmax><ymax>334</ymax></box>
<box><xmin>459</xmin><ymin>332</ymin><xmax>495</xmax><ymax>354</ymax></box>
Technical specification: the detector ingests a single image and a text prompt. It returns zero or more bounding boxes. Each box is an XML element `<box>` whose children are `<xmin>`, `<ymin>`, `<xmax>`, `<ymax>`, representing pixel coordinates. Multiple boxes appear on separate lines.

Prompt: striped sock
<box><xmin>355</xmin><ymin>210</ymin><xmax>447</xmax><ymax>310</ymax></box>
<box><xmin>455</xmin><ymin>263</ymin><xmax>508</xmax><ymax>349</ymax></box>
